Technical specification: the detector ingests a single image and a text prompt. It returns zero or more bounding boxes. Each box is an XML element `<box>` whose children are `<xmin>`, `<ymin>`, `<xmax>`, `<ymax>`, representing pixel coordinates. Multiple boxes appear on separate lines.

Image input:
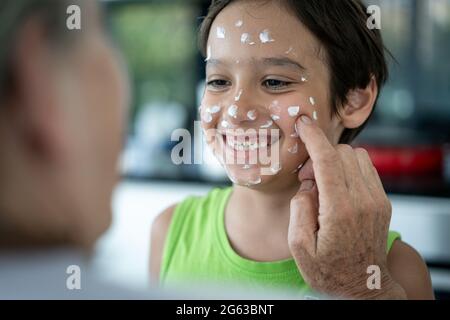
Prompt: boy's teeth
<box><xmin>226</xmin><ymin>138</ymin><xmax>269</xmax><ymax>151</ymax></box>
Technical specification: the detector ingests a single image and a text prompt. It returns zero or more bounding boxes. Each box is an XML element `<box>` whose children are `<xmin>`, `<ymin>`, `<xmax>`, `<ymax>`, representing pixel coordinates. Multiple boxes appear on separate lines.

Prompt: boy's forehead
<box><xmin>208</xmin><ymin>1</ymin><xmax>319</xmax><ymax>59</ymax></box>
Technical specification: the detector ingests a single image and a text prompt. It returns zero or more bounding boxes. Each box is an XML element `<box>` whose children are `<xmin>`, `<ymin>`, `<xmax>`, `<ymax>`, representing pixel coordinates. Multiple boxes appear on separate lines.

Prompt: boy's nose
<box><xmin>224</xmin><ymin>89</ymin><xmax>262</xmax><ymax>125</ymax></box>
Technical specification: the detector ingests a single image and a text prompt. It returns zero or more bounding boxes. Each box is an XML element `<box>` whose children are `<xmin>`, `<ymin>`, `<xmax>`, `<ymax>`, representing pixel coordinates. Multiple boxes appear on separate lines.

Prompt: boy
<box><xmin>151</xmin><ymin>0</ymin><xmax>434</xmax><ymax>299</ymax></box>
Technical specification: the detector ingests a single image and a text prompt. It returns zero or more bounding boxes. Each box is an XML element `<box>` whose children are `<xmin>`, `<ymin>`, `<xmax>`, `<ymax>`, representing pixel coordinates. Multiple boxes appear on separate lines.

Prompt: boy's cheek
<box><xmin>199</xmin><ymin>95</ymin><xmax>220</xmax><ymax>130</ymax></box>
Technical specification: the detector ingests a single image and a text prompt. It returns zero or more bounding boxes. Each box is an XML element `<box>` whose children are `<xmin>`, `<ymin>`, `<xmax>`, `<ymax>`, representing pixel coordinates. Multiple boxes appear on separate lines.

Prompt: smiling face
<box><xmin>200</xmin><ymin>0</ymin><xmax>343</xmax><ymax>189</ymax></box>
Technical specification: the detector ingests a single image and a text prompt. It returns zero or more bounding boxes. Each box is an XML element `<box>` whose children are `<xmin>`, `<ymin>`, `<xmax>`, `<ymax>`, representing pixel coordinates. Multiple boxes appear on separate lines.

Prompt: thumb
<box><xmin>288</xmin><ymin>180</ymin><xmax>319</xmax><ymax>256</ymax></box>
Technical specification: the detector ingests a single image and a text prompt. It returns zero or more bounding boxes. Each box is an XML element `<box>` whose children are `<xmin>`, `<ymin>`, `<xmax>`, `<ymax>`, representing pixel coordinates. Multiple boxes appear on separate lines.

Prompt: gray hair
<box><xmin>0</xmin><ymin>0</ymin><xmax>81</xmax><ymax>96</ymax></box>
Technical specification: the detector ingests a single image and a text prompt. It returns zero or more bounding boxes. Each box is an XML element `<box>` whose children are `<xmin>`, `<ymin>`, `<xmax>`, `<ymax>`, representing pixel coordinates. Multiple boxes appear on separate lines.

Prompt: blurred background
<box><xmin>92</xmin><ymin>0</ymin><xmax>450</xmax><ymax>299</ymax></box>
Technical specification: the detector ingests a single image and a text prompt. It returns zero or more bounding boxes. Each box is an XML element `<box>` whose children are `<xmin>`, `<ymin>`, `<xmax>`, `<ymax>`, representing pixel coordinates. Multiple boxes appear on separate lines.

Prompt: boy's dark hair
<box><xmin>198</xmin><ymin>0</ymin><xmax>390</xmax><ymax>143</ymax></box>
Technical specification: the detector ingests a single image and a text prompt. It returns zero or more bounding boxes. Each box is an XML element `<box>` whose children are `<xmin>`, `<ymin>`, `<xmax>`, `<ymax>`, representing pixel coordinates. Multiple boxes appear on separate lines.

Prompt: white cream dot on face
<box><xmin>259</xmin><ymin>29</ymin><xmax>275</xmax><ymax>43</ymax></box>
<box><xmin>270</xmin><ymin>163</ymin><xmax>282</xmax><ymax>174</ymax></box>
<box><xmin>245</xmin><ymin>177</ymin><xmax>262</xmax><ymax>186</ymax></box>
<box><xmin>301</xmin><ymin>76</ymin><xmax>307</xmax><ymax>82</ymax></box>
<box><xmin>309</xmin><ymin>97</ymin><xmax>315</xmax><ymax>105</ymax></box>
<box><xmin>241</xmin><ymin>33</ymin><xmax>251</xmax><ymax>44</ymax></box>
<box><xmin>285</xmin><ymin>46</ymin><xmax>293</xmax><ymax>54</ymax></box>
<box><xmin>235</xmin><ymin>20</ymin><xmax>243</xmax><ymax>27</ymax></box>
<box><xmin>205</xmin><ymin>46</ymin><xmax>211</xmax><ymax>62</ymax></box>
<box><xmin>247</xmin><ymin>110</ymin><xmax>257</xmax><ymax>121</ymax></box>
<box><xmin>288</xmin><ymin>106</ymin><xmax>300</xmax><ymax>117</ymax></box>
<box><xmin>270</xmin><ymin>114</ymin><xmax>280</xmax><ymax>121</ymax></box>
<box><xmin>228</xmin><ymin>105</ymin><xmax>238</xmax><ymax>118</ymax></box>
<box><xmin>216</xmin><ymin>27</ymin><xmax>226</xmax><ymax>39</ymax></box>
<box><xmin>269</xmin><ymin>100</ymin><xmax>281</xmax><ymax>114</ymax></box>
<box><xmin>234</xmin><ymin>89</ymin><xmax>243</xmax><ymax>102</ymax></box>
<box><xmin>221</xmin><ymin>120</ymin><xmax>230</xmax><ymax>128</ymax></box>
<box><xmin>260</xmin><ymin>120</ymin><xmax>273</xmax><ymax>128</ymax></box>
<box><xmin>202</xmin><ymin>112</ymin><xmax>213</xmax><ymax>123</ymax></box>
<box><xmin>291</xmin><ymin>162</ymin><xmax>304</xmax><ymax>174</ymax></box>
<box><xmin>208</xmin><ymin>105</ymin><xmax>221</xmax><ymax>114</ymax></box>
<box><xmin>288</xmin><ymin>143</ymin><xmax>298</xmax><ymax>154</ymax></box>
<box><xmin>242</xmin><ymin>164</ymin><xmax>251</xmax><ymax>170</ymax></box>
<box><xmin>312</xmin><ymin>110</ymin><xmax>318</xmax><ymax>121</ymax></box>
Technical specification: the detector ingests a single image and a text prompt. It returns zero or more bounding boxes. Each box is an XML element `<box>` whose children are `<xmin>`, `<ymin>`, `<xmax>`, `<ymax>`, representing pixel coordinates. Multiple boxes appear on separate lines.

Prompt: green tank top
<box><xmin>160</xmin><ymin>187</ymin><xmax>401</xmax><ymax>295</ymax></box>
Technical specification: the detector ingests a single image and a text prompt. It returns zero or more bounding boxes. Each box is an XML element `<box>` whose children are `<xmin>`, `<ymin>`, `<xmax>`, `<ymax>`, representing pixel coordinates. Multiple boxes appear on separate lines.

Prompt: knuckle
<box><xmin>355</xmin><ymin>147</ymin><xmax>370</xmax><ymax>159</ymax></box>
<box><xmin>336</xmin><ymin>143</ymin><xmax>353</xmax><ymax>155</ymax></box>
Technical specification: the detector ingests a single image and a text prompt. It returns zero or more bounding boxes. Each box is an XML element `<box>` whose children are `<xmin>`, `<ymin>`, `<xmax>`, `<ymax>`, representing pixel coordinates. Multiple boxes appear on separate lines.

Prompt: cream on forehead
<box><xmin>240</xmin><ymin>33</ymin><xmax>255</xmax><ymax>45</ymax></box>
<box><xmin>216</xmin><ymin>26</ymin><xmax>226</xmax><ymax>39</ymax></box>
<box><xmin>205</xmin><ymin>46</ymin><xmax>211</xmax><ymax>62</ymax></box>
<box><xmin>259</xmin><ymin>29</ymin><xmax>275</xmax><ymax>44</ymax></box>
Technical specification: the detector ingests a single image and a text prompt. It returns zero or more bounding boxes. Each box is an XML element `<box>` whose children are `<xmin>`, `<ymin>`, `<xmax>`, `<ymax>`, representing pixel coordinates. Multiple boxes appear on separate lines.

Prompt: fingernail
<box><xmin>300</xmin><ymin>180</ymin><xmax>315</xmax><ymax>191</ymax></box>
<box><xmin>301</xmin><ymin>115</ymin><xmax>312</xmax><ymax>125</ymax></box>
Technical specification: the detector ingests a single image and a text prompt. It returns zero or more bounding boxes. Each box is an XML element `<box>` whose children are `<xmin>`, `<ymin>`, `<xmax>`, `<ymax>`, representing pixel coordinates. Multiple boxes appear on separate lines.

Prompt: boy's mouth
<box><xmin>219</xmin><ymin>130</ymin><xmax>281</xmax><ymax>152</ymax></box>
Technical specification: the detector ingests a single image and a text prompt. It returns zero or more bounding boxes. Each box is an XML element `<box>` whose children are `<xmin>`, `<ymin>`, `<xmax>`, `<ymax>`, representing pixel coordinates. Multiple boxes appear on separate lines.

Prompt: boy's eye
<box><xmin>207</xmin><ymin>79</ymin><xmax>231</xmax><ymax>91</ymax></box>
<box><xmin>263</xmin><ymin>79</ymin><xmax>291</xmax><ymax>90</ymax></box>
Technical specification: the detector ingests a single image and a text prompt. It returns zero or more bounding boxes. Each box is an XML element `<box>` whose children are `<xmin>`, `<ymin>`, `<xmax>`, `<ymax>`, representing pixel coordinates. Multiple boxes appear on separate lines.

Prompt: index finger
<box><xmin>295</xmin><ymin>115</ymin><xmax>347</xmax><ymax>198</ymax></box>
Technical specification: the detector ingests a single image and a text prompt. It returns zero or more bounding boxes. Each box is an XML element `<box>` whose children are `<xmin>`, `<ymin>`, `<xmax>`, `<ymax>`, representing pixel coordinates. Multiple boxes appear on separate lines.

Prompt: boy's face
<box><xmin>201</xmin><ymin>1</ymin><xmax>343</xmax><ymax>188</ymax></box>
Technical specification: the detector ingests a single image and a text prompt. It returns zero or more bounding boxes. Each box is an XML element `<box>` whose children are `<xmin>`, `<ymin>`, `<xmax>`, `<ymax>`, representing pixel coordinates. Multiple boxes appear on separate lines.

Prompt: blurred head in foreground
<box><xmin>0</xmin><ymin>0</ymin><xmax>129</xmax><ymax>249</ymax></box>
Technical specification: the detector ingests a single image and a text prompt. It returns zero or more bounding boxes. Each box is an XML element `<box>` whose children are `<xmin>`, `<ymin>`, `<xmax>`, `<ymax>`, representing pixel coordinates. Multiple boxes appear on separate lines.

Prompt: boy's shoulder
<box><xmin>172</xmin><ymin>186</ymin><xmax>232</xmax><ymax>217</ymax></box>
<box><xmin>387</xmin><ymin>240</ymin><xmax>434</xmax><ymax>299</ymax></box>
<box><xmin>152</xmin><ymin>186</ymin><xmax>231</xmax><ymax>235</ymax></box>
<box><xmin>150</xmin><ymin>187</ymin><xmax>231</xmax><ymax>280</ymax></box>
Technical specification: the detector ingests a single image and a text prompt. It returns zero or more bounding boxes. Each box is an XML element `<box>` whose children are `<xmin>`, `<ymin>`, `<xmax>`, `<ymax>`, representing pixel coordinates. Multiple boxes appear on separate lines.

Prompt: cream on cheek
<box><xmin>265</xmin><ymin>94</ymin><xmax>322</xmax><ymax>171</ymax></box>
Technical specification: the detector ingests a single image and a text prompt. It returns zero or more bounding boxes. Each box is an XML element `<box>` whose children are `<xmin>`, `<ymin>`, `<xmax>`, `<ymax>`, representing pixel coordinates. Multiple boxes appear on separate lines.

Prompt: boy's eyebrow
<box><xmin>261</xmin><ymin>57</ymin><xmax>306</xmax><ymax>71</ymax></box>
<box><xmin>206</xmin><ymin>57</ymin><xmax>306</xmax><ymax>71</ymax></box>
<box><xmin>206</xmin><ymin>59</ymin><xmax>222</xmax><ymax>68</ymax></box>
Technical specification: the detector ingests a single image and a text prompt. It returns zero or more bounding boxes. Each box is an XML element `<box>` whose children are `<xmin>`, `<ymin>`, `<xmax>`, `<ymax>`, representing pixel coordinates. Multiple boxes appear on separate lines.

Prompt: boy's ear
<box><xmin>10</xmin><ymin>17</ymin><xmax>65</xmax><ymax>162</ymax></box>
<box><xmin>339</xmin><ymin>76</ymin><xmax>378</xmax><ymax>129</ymax></box>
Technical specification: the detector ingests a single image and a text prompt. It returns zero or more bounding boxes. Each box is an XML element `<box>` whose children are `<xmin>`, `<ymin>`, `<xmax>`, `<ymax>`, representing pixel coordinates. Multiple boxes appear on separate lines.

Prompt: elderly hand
<box><xmin>288</xmin><ymin>115</ymin><xmax>406</xmax><ymax>299</ymax></box>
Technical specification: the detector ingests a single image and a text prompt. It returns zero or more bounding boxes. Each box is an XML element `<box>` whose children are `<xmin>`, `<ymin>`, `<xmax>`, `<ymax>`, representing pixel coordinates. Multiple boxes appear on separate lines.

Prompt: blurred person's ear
<box><xmin>6</xmin><ymin>17</ymin><xmax>66</xmax><ymax>164</ymax></box>
<box><xmin>338</xmin><ymin>76</ymin><xmax>378</xmax><ymax>130</ymax></box>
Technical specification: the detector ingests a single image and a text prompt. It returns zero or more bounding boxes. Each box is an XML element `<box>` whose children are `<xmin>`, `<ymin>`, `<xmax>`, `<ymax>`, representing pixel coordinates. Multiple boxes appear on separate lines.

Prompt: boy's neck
<box><xmin>230</xmin><ymin>174</ymin><xmax>301</xmax><ymax>222</ymax></box>
<box><xmin>224</xmin><ymin>175</ymin><xmax>301</xmax><ymax>261</ymax></box>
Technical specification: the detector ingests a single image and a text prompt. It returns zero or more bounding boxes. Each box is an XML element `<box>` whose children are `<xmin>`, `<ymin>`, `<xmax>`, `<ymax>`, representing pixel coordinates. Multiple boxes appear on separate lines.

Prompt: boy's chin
<box><xmin>224</xmin><ymin>164</ymin><xmax>280</xmax><ymax>188</ymax></box>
